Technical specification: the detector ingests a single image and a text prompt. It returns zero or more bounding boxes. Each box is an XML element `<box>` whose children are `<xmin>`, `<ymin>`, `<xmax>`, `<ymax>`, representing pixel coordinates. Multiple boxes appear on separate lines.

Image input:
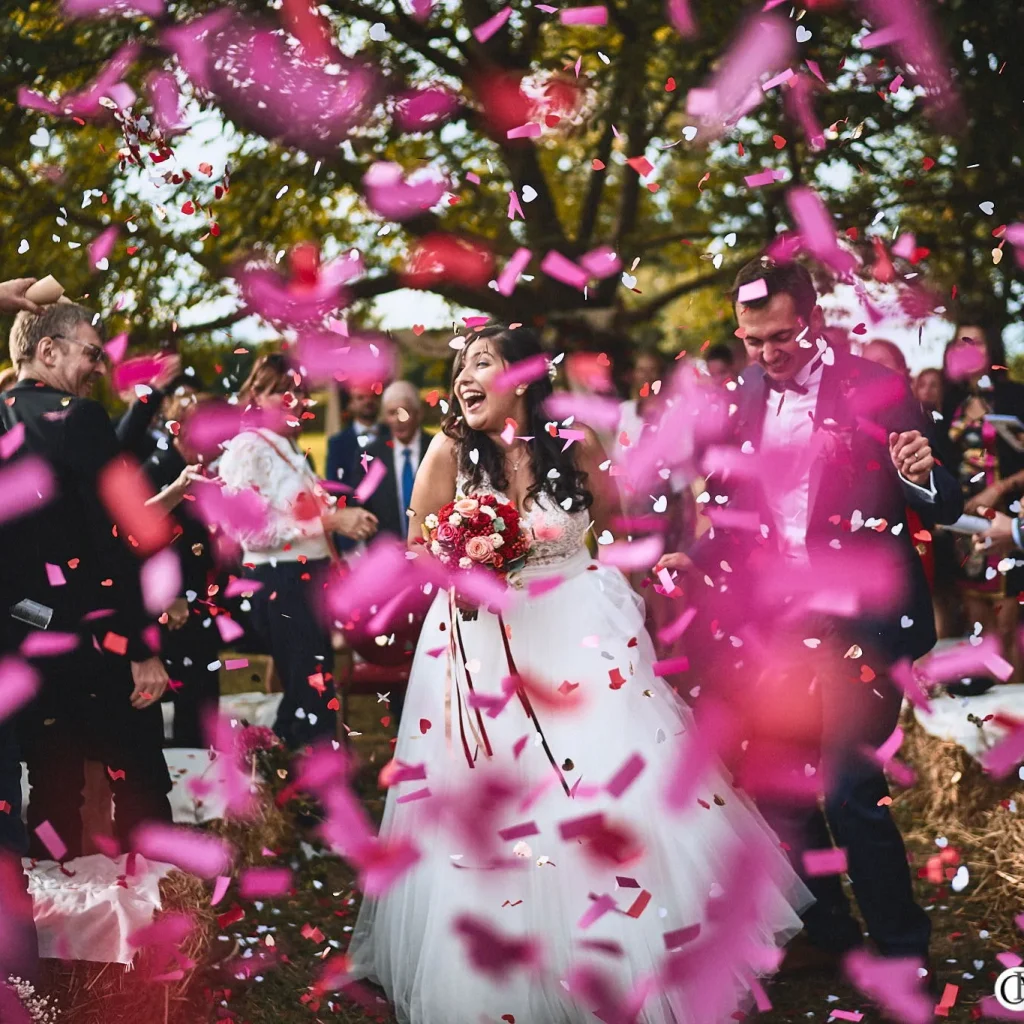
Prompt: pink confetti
<box><xmin>452</xmin><ymin>914</ymin><xmax>541</xmax><ymax>980</ymax></box>
<box><xmin>496</xmin><ymin>247</ymin><xmax>532</xmax><ymax>297</ymax></box>
<box><xmin>598</xmin><ymin>534</ymin><xmax>665</xmax><ymax>571</ymax></box>
<box><xmin>363</xmin><ymin>162</ymin><xmax>447</xmax><ymax>221</ymax></box>
<box><xmin>111</xmin><ymin>354</ymin><xmax>169</xmax><ymax>394</ymax></box>
<box><xmin>498</xmin><ymin>821</ymin><xmax>540</xmax><ymax>841</ymax></box>
<box><xmin>239</xmin><ymin>867</ymin><xmax>292</xmax><ymax>898</ymax></box>
<box><xmin>785</xmin><ymin>72</ymin><xmax>826</xmax><ymax>151</ymax></box>
<box><xmin>802</xmin><ymin>847</ymin><xmax>848</xmax><ymax>876</ymax></box>
<box><xmin>578</xmin><ymin>246</ymin><xmax>622</xmax><ymax>280</ymax></box>
<box><xmin>578</xmin><ymin>893</ymin><xmax>618</xmax><ymax>929</ymax></box>
<box><xmin>744</xmin><ymin>168</ymin><xmax>785</xmax><ymax>188</ymax></box>
<box><xmin>805</xmin><ymin>58</ymin><xmax>825</xmax><ymax>82</ymax></box>
<box><xmin>997</xmin><ymin>951</ymin><xmax>1023</xmax><ymax>969</ymax></box>
<box><xmin>545</xmin><ymin>392</ymin><xmax>621</xmax><ymax>433</ymax></box>
<box><xmin>146</xmin><ymin>69</ymin><xmax>187</xmax><ymax>134</ymax></box>
<box><xmin>686</xmin><ymin>14</ymin><xmax>793</xmax><ymax>131</ymax></box>
<box><xmin>666</xmin><ymin>0</ymin><xmax>696</xmax><ymax>36</ymax></box>
<box><xmin>0</xmin><ymin>657</ymin><xmax>40</xmax><ymax>723</ymax></box>
<box><xmin>395</xmin><ymin>787</ymin><xmax>431</xmax><ymax>803</ymax></box>
<box><xmin>653</xmin><ymin>655</ymin><xmax>689</xmax><ymax>676</ymax></box>
<box><xmin>605</xmin><ymin>753</ymin><xmax>645</xmax><ymax>798</ymax></box>
<box><xmin>44</xmin><ymin>562</ymin><xmax>66</xmax><ymax>587</ymax></box>
<box><xmin>224</xmin><ymin>658</ymin><xmax>250</xmax><ymax>671</ymax></box>
<box><xmin>507</xmin><ymin>122</ymin><xmax>542</xmax><ymax>140</ymax></box>
<box><xmin>875</xmin><ymin>726</ymin><xmax>904</xmax><ymax>764</ymax></box>
<box><xmin>472</xmin><ymin>6</ymin><xmax>510</xmax><ymax>43</ymax></box>
<box><xmin>353</xmin><ymin>458</ymin><xmax>387</xmax><ymax>503</ymax></box>
<box><xmin>133</xmin><ymin>822</ymin><xmax>234</xmax><ymax>878</ymax></box>
<box><xmin>658</xmin><ymin>605</ymin><xmax>696</xmax><ymax>645</ymax></box>
<box><xmin>761</xmin><ymin>68</ymin><xmax>794</xmax><ymax>91</ymax></box>
<box><xmin>34</xmin><ymin>820</ymin><xmax>67</xmax><ymax>861</ymax></box>
<box><xmin>493</xmin><ymin>354</ymin><xmax>549</xmax><ymax>393</ymax></box>
<box><xmin>736</xmin><ymin>278</ymin><xmax>768</xmax><ymax>302</ymax></box>
<box><xmin>507</xmin><ymin>189</ymin><xmax>525</xmax><ymax>221</ymax></box>
<box><xmin>216</xmin><ymin>614</ymin><xmax>246</xmax><ymax>645</ymax></box>
<box><xmin>540</xmin><ymin>250</ymin><xmax>590</xmax><ymax>291</ymax></box>
<box><xmin>20</xmin><ymin>632</ymin><xmax>78</xmax><ymax>658</ymax></box>
<box><xmin>786</xmin><ymin>185</ymin><xmax>858</xmax><ymax>276</ymax></box>
<box><xmin>560</xmin><ymin>5</ymin><xmax>607</xmax><ymax>25</ymax></box>
<box><xmin>0</xmin><ymin>421</ymin><xmax>24</xmax><ymax>460</ymax></box>
<box><xmin>211</xmin><ymin>875</ymin><xmax>231</xmax><ymax>906</ymax></box>
<box><xmin>88</xmin><ymin>226</ymin><xmax>119</xmax><ymax>270</ymax></box>
<box><xmin>829</xmin><ymin>1012</ymin><xmax>863</xmax><ymax>1023</ymax></box>
<box><xmin>296</xmin><ymin>329</ymin><xmax>395</xmax><ymax>389</ymax></box>
<box><xmin>64</xmin><ymin>0</ymin><xmax>163</xmax><ymax>16</ymax></box>
<box><xmin>844</xmin><ymin>949</ymin><xmax>931</xmax><ymax>1024</ymax></box>
<box><xmin>979</xmin><ymin>717</ymin><xmax>1024</xmax><ymax>779</ymax></box>
<box><xmin>141</xmin><ymin>548</ymin><xmax>181</xmax><ymax>616</ymax></box>
<box><xmin>890</xmin><ymin>73</ymin><xmax>905</xmax><ymax>93</ymax></box>
<box><xmin>394</xmin><ymin>86</ymin><xmax>459</xmax><ymax>132</ymax></box>
<box><xmin>0</xmin><ymin>456</ymin><xmax>57</xmax><ymax>526</ymax></box>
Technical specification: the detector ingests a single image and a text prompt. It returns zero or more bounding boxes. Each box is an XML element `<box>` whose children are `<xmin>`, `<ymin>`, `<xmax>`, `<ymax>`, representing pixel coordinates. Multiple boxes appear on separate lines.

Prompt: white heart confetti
<box><xmin>369</xmin><ymin>22</ymin><xmax>387</xmax><ymax>40</ymax></box>
<box><xmin>621</xmin><ymin>273</ymin><xmax>637</xmax><ymax>289</ymax></box>
<box><xmin>521</xmin><ymin>185</ymin><xmax>538</xmax><ymax>202</ymax></box>
<box><xmin>951</xmin><ymin>865</ymin><xmax>969</xmax><ymax>892</ymax></box>
<box><xmin>29</xmin><ymin>127</ymin><xmax>49</xmax><ymax>147</ymax></box>
<box><xmin>901</xmin><ymin>615</ymin><xmax>914</xmax><ymax>628</ymax></box>
<box><xmin>979</xmin><ymin>201</ymin><xmax>994</xmax><ymax>215</ymax></box>
<box><xmin>17</xmin><ymin>239</ymin><xmax>29</xmax><ymax>254</ymax></box>
<box><xmin>652</xmin><ymin>495</ymin><xmax>667</xmax><ymax>513</ymax></box>
<box><xmin>95</xmin><ymin>257</ymin><xmax>109</xmax><ymax>271</ymax></box>
<box><xmin>597</xmin><ymin>530</ymin><xmax>613</xmax><ymax>545</ymax></box>
<box><xmin>682</xmin><ymin>126</ymin><xmax>697</xmax><ymax>141</ymax></box>
<box><xmin>796</xmin><ymin>25</ymin><xmax>812</xmax><ymax>42</ymax></box>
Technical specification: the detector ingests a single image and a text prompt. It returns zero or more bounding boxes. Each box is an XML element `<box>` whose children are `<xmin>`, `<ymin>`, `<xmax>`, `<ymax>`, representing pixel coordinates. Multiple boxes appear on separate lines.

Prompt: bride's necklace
<box><xmin>506</xmin><ymin>444</ymin><xmax>527</xmax><ymax>473</ymax></box>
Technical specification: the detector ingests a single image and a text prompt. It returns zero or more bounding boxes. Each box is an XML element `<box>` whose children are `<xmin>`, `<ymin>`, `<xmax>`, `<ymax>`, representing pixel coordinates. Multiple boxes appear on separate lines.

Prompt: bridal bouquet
<box><xmin>423</xmin><ymin>494</ymin><xmax>531</xmax><ymax>617</ymax></box>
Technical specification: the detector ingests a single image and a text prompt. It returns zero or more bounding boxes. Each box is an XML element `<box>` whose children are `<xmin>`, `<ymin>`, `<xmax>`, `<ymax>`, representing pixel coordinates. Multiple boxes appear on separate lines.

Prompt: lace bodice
<box><xmin>456</xmin><ymin>473</ymin><xmax>592</xmax><ymax>567</ymax></box>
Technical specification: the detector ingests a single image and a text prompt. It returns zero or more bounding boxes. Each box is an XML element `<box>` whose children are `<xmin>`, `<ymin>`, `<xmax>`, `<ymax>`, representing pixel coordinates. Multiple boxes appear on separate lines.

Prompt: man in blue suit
<box><xmin>325</xmin><ymin>385</ymin><xmax>390</xmax><ymax>552</ymax></box>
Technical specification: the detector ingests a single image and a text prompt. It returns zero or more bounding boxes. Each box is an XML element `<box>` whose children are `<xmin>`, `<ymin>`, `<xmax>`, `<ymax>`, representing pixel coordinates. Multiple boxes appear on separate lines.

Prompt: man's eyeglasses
<box><xmin>51</xmin><ymin>334</ymin><xmax>109</xmax><ymax>366</ymax></box>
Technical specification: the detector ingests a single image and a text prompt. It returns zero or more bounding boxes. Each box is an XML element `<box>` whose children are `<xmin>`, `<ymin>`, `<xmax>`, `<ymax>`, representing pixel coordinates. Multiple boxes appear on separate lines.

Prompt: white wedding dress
<box><xmin>348</xmin><ymin>477</ymin><xmax>810</xmax><ymax>1023</ymax></box>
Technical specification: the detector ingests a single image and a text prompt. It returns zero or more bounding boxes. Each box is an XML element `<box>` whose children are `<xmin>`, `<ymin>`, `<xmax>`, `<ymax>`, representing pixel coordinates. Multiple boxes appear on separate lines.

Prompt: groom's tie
<box><xmin>766</xmin><ymin>376</ymin><xmax>809</xmax><ymax>396</ymax></box>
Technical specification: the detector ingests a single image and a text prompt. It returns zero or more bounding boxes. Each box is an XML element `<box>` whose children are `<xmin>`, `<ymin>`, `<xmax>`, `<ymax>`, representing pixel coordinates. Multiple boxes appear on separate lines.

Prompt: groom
<box><xmin>685</xmin><ymin>256</ymin><xmax>962</xmax><ymax>970</ymax></box>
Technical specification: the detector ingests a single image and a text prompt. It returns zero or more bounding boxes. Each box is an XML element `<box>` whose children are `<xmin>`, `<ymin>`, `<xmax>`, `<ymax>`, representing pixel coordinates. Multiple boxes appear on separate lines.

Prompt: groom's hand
<box><xmin>888</xmin><ymin>430</ymin><xmax>935</xmax><ymax>486</ymax></box>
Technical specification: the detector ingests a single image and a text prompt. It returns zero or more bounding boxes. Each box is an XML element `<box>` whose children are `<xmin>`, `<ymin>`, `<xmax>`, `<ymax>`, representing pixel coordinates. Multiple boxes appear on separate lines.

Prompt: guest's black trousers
<box><xmin>160</xmin><ymin>615</ymin><xmax>221</xmax><ymax>748</ymax></box>
<box><xmin>18</xmin><ymin>646</ymin><xmax>172</xmax><ymax>861</ymax></box>
<box><xmin>244</xmin><ymin>559</ymin><xmax>337</xmax><ymax>749</ymax></box>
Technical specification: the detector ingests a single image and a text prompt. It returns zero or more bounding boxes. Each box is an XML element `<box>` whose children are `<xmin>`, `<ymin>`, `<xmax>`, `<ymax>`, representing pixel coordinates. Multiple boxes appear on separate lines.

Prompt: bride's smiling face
<box><xmin>454</xmin><ymin>337</ymin><xmax>517</xmax><ymax>433</ymax></box>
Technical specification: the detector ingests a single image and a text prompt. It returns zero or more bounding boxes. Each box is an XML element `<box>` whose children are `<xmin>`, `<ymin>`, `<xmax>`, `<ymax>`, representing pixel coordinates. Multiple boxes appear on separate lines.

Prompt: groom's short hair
<box><xmin>731</xmin><ymin>257</ymin><xmax>818</xmax><ymax>324</ymax></box>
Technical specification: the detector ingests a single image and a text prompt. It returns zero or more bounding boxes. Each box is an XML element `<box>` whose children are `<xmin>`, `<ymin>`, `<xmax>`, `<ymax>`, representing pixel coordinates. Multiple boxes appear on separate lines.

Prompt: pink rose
<box><xmin>453</xmin><ymin>498</ymin><xmax>480</xmax><ymax>516</ymax></box>
<box><xmin>465</xmin><ymin>535</ymin><xmax>496</xmax><ymax>562</ymax></box>
<box><xmin>436</xmin><ymin>521</ymin><xmax>460</xmax><ymax>545</ymax></box>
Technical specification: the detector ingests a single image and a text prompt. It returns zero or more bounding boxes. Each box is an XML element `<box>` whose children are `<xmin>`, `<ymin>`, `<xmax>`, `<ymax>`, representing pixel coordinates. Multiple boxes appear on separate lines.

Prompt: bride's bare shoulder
<box><xmin>421</xmin><ymin>431</ymin><xmax>459</xmax><ymax>475</ymax></box>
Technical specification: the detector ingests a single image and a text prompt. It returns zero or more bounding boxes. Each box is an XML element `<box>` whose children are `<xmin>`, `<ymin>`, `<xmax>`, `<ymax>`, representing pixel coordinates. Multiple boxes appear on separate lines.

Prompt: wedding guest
<box><xmin>914</xmin><ymin>367</ymin><xmax>944</xmax><ymax>418</ymax></box>
<box><xmin>326</xmin><ymin>384</ymin><xmax>390</xmax><ymax>553</ymax></box>
<box><xmin>943</xmin><ymin>316</ymin><xmax>1024</xmax><ymax>683</ymax></box>
<box><xmin>862</xmin><ymin>338</ymin><xmax>909</xmax><ymax>377</ymax></box>
<box><xmin>145</xmin><ymin>380</ymin><xmax>220</xmax><ymax>747</ymax></box>
<box><xmin>216</xmin><ymin>354</ymin><xmax>379</xmax><ymax>748</ymax></box>
<box><xmin>616</xmin><ymin>346</ymin><xmax>667</xmax><ymax>452</ymax></box>
<box><xmin>704</xmin><ymin>342</ymin><xmax>736</xmax><ymax>388</ymax></box>
<box><xmin>116</xmin><ymin>352</ymin><xmax>185</xmax><ymax>461</ymax></box>
<box><xmin>350</xmin><ymin>381</ymin><xmax>431</xmax><ymax>540</ymax></box>
<box><xmin>660</xmin><ymin>257</ymin><xmax>962</xmax><ymax>976</ymax></box>
<box><xmin>1</xmin><ymin>301</ymin><xmax>173</xmax><ymax>860</ymax></box>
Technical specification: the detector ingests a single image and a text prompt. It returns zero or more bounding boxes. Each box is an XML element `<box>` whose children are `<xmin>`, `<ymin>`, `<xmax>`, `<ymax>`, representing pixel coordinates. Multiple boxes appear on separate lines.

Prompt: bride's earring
<box><xmin>515</xmin><ymin>386</ymin><xmax>526</xmax><ymax>396</ymax></box>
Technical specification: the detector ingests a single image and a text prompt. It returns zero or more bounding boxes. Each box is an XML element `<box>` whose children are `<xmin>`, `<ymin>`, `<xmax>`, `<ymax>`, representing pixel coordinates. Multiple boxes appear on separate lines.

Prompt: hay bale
<box><xmin>40</xmin><ymin>870</ymin><xmax>215</xmax><ymax>1024</ymax></box>
<box><xmin>205</xmin><ymin>784</ymin><xmax>291</xmax><ymax>867</ymax></box>
<box><xmin>893</xmin><ymin>709</ymin><xmax>1022</xmax><ymax>828</ymax></box>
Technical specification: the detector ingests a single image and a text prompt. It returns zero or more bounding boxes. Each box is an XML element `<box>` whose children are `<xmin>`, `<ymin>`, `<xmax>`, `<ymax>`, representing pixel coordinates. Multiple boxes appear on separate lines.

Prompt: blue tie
<box><xmin>400</xmin><ymin>447</ymin><xmax>415</xmax><ymax>511</ymax></box>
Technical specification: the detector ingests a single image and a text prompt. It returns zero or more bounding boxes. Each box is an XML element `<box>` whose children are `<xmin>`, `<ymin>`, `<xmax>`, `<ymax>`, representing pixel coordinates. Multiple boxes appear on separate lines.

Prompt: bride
<box><xmin>348</xmin><ymin>323</ymin><xmax>809</xmax><ymax>1023</ymax></box>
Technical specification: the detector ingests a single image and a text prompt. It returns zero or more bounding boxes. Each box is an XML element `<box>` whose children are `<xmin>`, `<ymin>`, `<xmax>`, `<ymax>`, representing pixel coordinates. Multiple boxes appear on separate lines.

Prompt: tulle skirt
<box><xmin>348</xmin><ymin>551</ymin><xmax>810</xmax><ymax>1023</ymax></box>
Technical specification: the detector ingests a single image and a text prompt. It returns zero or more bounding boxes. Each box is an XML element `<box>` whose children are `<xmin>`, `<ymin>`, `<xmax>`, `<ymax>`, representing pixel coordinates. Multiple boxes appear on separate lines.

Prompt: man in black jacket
<box><xmin>1</xmin><ymin>301</ymin><xmax>172</xmax><ymax>861</ymax></box>
<box><xmin>660</xmin><ymin>258</ymin><xmax>963</xmax><ymax>973</ymax></box>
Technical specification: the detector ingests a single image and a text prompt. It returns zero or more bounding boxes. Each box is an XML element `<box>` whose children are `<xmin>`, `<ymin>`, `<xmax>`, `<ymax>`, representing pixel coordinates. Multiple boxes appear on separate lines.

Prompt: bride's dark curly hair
<box><xmin>442</xmin><ymin>322</ymin><xmax>593</xmax><ymax>512</ymax></box>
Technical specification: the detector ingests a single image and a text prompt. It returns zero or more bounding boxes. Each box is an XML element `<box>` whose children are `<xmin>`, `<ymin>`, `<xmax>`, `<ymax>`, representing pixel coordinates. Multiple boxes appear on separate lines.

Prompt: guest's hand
<box><xmin>974</xmin><ymin>508</ymin><xmax>1017</xmax><ymax>558</ymax></box>
<box><xmin>965</xmin><ymin>481</ymin><xmax>1007</xmax><ymax>515</ymax></box>
<box><xmin>152</xmin><ymin>354</ymin><xmax>181</xmax><ymax>391</ymax></box>
<box><xmin>129</xmin><ymin>656</ymin><xmax>169</xmax><ymax>709</ymax></box>
<box><xmin>655</xmin><ymin>551</ymin><xmax>695</xmax><ymax>574</ymax></box>
<box><xmin>327</xmin><ymin>506</ymin><xmax>378</xmax><ymax>542</ymax></box>
<box><xmin>145</xmin><ymin>463</ymin><xmax>202</xmax><ymax>511</ymax></box>
<box><xmin>160</xmin><ymin>597</ymin><xmax>190</xmax><ymax>631</ymax></box>
<box><xmin>888</xmin><ymin>430</ymin><xmax>935</xmax><ymax>486</ymax></box>
<box><xmin>0</xmin><ymin>278</ymin><xmax>43</xmax><ymax>315</ymax></box>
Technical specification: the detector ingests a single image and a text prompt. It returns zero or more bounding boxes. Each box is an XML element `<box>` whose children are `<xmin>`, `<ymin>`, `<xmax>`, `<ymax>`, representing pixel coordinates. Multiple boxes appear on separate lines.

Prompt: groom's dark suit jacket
<box><xmin>692</xmin><ymin>352</ymin><xmax>963</xmax><ymax>665</ymax></box>
<box><xmin>0</xmin><ymin>380</ymin><xmax>153</xmax><ymax>661</ymax></box>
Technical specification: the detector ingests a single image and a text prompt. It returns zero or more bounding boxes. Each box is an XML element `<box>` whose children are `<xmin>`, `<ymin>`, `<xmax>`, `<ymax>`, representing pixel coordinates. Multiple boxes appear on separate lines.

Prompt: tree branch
<box><xmin>621</xmin><ymin>263</ymin><xmax>736</xmax><ymax>323</ymax></box>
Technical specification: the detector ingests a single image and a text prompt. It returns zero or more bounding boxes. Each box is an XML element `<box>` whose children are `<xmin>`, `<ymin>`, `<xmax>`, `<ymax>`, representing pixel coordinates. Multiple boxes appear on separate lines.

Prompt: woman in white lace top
<box><xmin>217</xmin><ymin>354</ymin><xmax>377</xmax><ymax>748</ymax></box>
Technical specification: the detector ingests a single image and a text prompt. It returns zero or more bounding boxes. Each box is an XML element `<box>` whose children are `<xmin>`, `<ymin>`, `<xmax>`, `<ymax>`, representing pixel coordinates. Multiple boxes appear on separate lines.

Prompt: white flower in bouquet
<box><xmin>458</xmin><ymin>556</ymin><xmax>471</xmax><ymax>568</ymax></box>
<box><xmin>479</xmin><ymin>505</ymin><xmax>497</xmax><ymax>520</ymax></box>
<box><xmin>449</xmin><ymin>513</ymin><xmax>462</xmax><ymax>526</ymax></box>
<box><xmin>424</xmin><ymin>513</ymin><xmax>439</xmax><ymax>529</ymax></box>
<box><xmin>491</xmin><ymin>533</ymin><xmax>504</xmax><ymax>548</ymax></box>
<box><xmin>430</xmin><ymin>541</ymin><xmax>442</xmax><ymax>555</ymax></box>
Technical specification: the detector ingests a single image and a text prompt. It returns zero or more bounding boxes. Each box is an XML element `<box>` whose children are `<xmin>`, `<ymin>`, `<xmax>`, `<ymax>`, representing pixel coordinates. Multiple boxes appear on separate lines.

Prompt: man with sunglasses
<box><xmin>0</xmin><ymin>302</ymin><xmax>173</xmax><ymax>864</ymax></box>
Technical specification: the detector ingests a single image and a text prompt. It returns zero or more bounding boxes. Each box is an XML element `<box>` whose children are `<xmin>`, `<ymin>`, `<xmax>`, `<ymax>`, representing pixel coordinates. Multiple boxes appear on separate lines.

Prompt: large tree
<box><xmin>0</xmin><ymin>0</ymin><xmax>1020</xmax><ymax>369</ymax></box>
